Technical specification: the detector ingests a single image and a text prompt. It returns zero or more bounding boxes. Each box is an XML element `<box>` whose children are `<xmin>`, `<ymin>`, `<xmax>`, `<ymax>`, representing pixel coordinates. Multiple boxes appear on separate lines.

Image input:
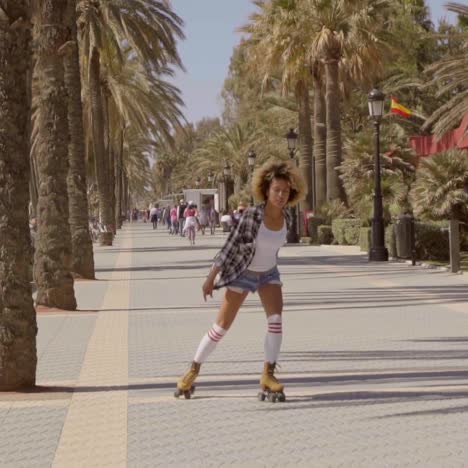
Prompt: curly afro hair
<box><xmin>251</xmin><ymin>159</ymin><xmax>306</xmax><ymax>207</ymax></box>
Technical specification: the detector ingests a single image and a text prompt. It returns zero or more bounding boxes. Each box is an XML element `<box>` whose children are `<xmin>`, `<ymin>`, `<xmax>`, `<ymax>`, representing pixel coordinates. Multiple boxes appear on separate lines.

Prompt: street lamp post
<box><xmin>247</xmin><ymin>149</ymin><xmax>256</xmax><ymax>205</ymax></box>
<box><xmin>195</xmin><ymin>177</ymin><xmax>200</xmax><ymax>188</ymax></box>
<box><xmin>223</xmin><ymin>162</ymin><xmax>232</xmax><ymax>212</ymax></box>
<box><xmin>207</xmin><ymin>171</ymin><xmax>214</xmax><ymax>187</ymax></box>
<box><xmin>368</xmin><ymin>88</ymin><xmax>389</xmax><ymax>262</ymax></box>
<box><xmin>286</xmin><ymin>128</ymin><xmax>299</xmax><ymax>243</ymax></box>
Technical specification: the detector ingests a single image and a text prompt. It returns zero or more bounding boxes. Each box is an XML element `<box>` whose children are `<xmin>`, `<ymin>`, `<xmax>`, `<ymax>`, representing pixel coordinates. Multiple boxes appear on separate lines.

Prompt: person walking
<box><xmin>198</xmin><ymin>204</ymin><xmax>209</xmax><ymax>235</ymax></box>
<box><xmin>150</xmin><ymin>205</ymin><xmax>158</xmax><ymax>229</ymax></box>
<box><xmin>175</xmin><ymin>160</ymin><xmax>305</xmax><ymax>402</ymax></box>
<box><xmin>170</xmin><ymin>205</ymin><xmax>178</xmax><ymax>235</ymax></box>
<box><xmin>208</xmin><ymin>205</ymin><xmax>217</xmax><ymax>235</ymax></box>
<box><xmin>183</xmin><ymin>202</ymin><xmax>198</xmax><ymax>245</ymax></box>
<box><xmin>177</xmin><ymin>199</ymin><xmax>187</xmax><ymax>236</ymax></box>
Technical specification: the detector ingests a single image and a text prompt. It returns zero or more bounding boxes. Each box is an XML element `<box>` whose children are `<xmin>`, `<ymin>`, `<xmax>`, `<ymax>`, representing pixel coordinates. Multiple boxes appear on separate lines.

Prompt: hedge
<box><xmin>307</xmin><ymin>217</ymin><xmax>324</xmax><ymax>245</ymax></box>
<box><xmin>318</xmin><ymin>225</ymin><xmax>334</xmax><ymax>245</ymax></box>
<box><xmin>385</xmin><ymin>224</ymin><xmax>397</xmax><ymax>258</ymax></box>
<box><xmin>384</xmin><ymin>221</ymin><xmax>449</xmax><ymax>261</ymax></box>
<box><xmin>359</xmin><ymin>227</ymin><xmax>371</xmax><ymax>252</ymax></box>
<box><xmin>414</xmin><ymin>222</ymin><xmax>449</xmax><ymax>261</ymax></box>
<box><xmin>331</xmin><ymin>218</ymin><xmax>361</xmax><ymax>245</ymax></box>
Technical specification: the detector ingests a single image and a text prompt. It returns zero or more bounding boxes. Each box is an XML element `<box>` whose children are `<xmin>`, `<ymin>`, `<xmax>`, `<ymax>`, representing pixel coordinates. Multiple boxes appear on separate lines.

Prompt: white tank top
<box><xmin>248</xmin><ymin>221</ymin><xmax>287</xmax><ymax>272</ymax></box>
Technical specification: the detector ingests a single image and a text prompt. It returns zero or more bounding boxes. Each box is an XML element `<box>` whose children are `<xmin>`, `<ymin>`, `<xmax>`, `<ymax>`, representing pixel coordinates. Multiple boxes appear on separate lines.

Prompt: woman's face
<box><xmin>266</xmin><ymin>177</ymin><xmax>290</xmax><ymax>209</ymax></box>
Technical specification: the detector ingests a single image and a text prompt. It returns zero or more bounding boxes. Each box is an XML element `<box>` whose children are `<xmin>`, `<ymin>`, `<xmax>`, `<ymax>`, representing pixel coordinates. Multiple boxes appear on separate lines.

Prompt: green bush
<box><xmin>415</xmin><ymin>222</ymin><xmax>449</xmax><ymax>261</ymax></box>
<box><xmin>307</xmin><ymin>217</ymin><xmax>324</xmax><ymax>245</ymax></box>
<box><xmin>385</xmin><ymin>224</ymin><xmax>397</xmax><ymax>258</ymax></box>
<box><xmin>359</xmin><ymin>227</ymin><xmax>371</xmax><ymax>252</ymax></box>
<box><xmin>332</xmin><ymin>219</ymin><xmax>361</xmax><ymax>245</ymax></box>
<box><xmin>318</xmin><ymin>225</ymin><xmax>334</xmax><ymax>245</ymax></box>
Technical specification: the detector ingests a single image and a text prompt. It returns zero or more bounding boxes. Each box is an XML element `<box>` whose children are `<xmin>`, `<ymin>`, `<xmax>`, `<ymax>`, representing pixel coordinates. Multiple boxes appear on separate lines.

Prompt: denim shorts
<box><xmin>227</xmin><ymin>266</ymin><xmax>282</xmax><ymax>294</ymax></box>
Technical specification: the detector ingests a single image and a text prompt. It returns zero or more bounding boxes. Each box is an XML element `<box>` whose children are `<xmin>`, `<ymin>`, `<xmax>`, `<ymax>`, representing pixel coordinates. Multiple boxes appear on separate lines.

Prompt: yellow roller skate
<box><xmin>174</xmin><ymin>361</ymin><xmax>200</xmax><ymax>399</ymax></box>
<box><xmin>258</xmin><ymin>362</ymin><xmax>286</xmax><ymax>403</ymax></box>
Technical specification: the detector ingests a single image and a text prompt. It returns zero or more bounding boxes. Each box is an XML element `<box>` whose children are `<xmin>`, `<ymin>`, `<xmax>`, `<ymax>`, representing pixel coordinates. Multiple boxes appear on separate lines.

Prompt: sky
<box><xmin>171</xmin><ymin>0</ymin><xmax>458</xmax><ymax>124</ymax></box>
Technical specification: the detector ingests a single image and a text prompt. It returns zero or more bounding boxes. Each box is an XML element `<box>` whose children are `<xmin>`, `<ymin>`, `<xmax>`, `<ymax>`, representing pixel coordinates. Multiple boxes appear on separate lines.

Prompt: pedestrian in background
<box><xmin>175</xmin><ymin>160</ymin><xmax>305</xmax><ymax>402</ymax></box>
<box><xmin>177</xmin><ymin>199</ymin><xmax>187</xmax><ymax>236</ymax></box>
<box><xmin>150</xmin><ymin>205</ymin><xmax>158</xmax><ymax>229</ymax></box>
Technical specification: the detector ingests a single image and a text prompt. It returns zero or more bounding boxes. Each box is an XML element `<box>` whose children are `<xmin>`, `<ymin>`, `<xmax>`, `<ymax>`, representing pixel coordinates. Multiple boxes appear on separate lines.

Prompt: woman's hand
<box><xmin>202</xmin><ymin>265</ymin><xmax>220</xmax><ymax>301</ymax></box>
<box><xmin>202</xmin><ymin>277</ymin><xmax>215</xmax><ymax>301</ymax></box>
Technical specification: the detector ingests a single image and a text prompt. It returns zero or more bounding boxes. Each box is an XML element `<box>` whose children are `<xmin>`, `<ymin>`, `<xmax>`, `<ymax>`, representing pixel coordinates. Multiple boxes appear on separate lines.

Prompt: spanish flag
<box><xmin>390</xmin><ymin>96</ymin><xmax>411</xmax><ymax>118</ymax></box>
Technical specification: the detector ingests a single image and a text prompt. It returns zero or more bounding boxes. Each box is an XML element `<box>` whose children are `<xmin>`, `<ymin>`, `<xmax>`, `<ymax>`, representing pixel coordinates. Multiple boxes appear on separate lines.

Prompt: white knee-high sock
<box><xmin>193</xmin><ymin>323</ymin><xmax>227</xmax><ymax>363</ymax></box>
<box><xmin>264</xmin><ymin>314</ymin><xmax>282</xmax><ymax>364</ymax></box>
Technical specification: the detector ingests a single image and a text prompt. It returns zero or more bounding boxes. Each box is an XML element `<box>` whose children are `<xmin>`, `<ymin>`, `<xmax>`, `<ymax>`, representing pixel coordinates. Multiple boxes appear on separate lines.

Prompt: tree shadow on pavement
<box><xmin>98</xmin><ymin>245</ymin><xmax>221</xmax><ymax>254</ymax></box>
<box><xmin>282</xmin><ymin>284</ymin><xmax>468</xmax><ymax>308</ymax></box>
<box><xmin>23</xmin><ymin>368</ymin><xmax>468</xmax><ymax>394</ymax></box>
<box><xmin>95</xmin><ymin>263</ymin><xmax>212</xmax><ymax>273</ymax></box>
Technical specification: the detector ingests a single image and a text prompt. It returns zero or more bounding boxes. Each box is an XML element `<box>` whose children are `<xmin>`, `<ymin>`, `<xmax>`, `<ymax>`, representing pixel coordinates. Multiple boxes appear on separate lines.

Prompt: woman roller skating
<box><xmin>174</xmin><ymin>160</ymin><xmax>305</xmax><ymax>402</ymax></box>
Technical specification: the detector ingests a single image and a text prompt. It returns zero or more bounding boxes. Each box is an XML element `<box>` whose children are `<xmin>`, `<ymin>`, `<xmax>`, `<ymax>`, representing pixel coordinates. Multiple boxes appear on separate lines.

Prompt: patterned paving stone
<box><xmin>0</xmin><ymin>405</ymin><xmax>68</xmax><ymax>468</ymax></box>
<box><xmin>36</xmin><ymin>315</ymin><xmax>97</xmax><ymax>383</ymax></box>
<box><xmin>3</xmin><ymin>225</ymin><xmax>468</xmax><ymax>467</ymax></box>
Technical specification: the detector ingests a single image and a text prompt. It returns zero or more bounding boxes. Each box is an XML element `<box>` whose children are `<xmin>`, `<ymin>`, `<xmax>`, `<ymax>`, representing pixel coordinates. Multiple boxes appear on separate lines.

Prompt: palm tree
<box><xmin>192</xmin><ymin>122</ymin><xmax>264</xmax><ymax>195</ymax></box>
<box><xmin>0</xmin><ymin>0</ymin><xmax>38</xmax><ymax>390</ymax></box>
<box><xmin>423</xmin><ymin>2</ymin><xmax>468</xmax><ymax>136</ymax></box>
<box><xmin>64</xmin><ymin>0</ymin><xmax>95</xmax><ymax>278</ymax></box>
<box><xmin>308</xmin><ymin>0</ymin><xmax>393</xmax><ymax>202</ymax></box>
<box><xmin>103</xmin><ymin>51</ymin><xmax>185</xmax><ymax>226</ymax></box>
<box><xmin>33</xmin><ymin>0</ymin><xmax>77</xmax><ymax>310</ymax></box>
<box><xmin>339</xmin><ymin>130</ymin><xmax>416</xmax><ymax>222</ymax></box>
<box><xmin>241</xmin><ymin>0</ymin><xmax>315</xmax><ymax>210</ymax></box>
<box><xmin>77</xmin><ymin>0</ymin><xmax>185</xmax><ymax>244</ymax></box>
<box><xmin>410</xmin><ymin>150</ymin><xmax>468</xmax><ymax>221</ymax></box>
<box><xmin>312</xmin><ymin>61</ymin><xmax>327</xmax><ymax>208</ymax></box>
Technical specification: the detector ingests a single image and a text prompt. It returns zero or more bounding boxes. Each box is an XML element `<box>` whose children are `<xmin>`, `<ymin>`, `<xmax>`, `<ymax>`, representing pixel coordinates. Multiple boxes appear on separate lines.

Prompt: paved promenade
<box><xmin>1</xmin><ymin>222</ymin><xmax>468</xmax><ymax>467</ymax></box>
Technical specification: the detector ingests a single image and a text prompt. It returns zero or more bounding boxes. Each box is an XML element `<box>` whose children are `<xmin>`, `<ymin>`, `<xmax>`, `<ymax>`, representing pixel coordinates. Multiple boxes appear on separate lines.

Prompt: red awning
<box><xmin>410</xmin><ymin>114</ymin><xmax>468</xmax><ymax>156</ymax></box>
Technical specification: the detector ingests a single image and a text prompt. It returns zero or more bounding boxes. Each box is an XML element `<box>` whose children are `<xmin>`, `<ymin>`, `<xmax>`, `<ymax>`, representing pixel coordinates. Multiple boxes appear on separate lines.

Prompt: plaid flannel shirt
<box><xmin>213</xmin><ymin>204</ymin><xmax>291</xmax><ymax>289</ymax></box>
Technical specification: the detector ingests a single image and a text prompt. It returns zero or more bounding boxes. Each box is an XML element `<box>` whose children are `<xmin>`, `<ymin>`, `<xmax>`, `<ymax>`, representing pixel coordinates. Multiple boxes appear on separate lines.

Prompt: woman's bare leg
<box><xmin>258</xmin><ymin>284</ymin><xmax>283</xmax><ymax>318</ymax></box>
<box><xmin>215</xmin><ymin>288</ymin><xmax>249</xmax><ymax>329</ymax></box>
<box><xmin>257</xmin><ymin>283</ymin><xmax>284</xmax><ymax>396</ymax></box>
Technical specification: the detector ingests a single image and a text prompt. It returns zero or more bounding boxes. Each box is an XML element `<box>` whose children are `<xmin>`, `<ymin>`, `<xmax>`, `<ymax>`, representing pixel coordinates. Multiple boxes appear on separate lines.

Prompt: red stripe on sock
<box><xmin>210</xmin><ymin>328</ymin><xmax>223</xmax><ymax>339</ymax></box>
<box><xmin>208</xmin><ymin>330</ymin><xmax>220</xmax><ymax>342</ymax></box>
<box><xmin>268</xmin><ymin>330</ymin><xmax>282</xmax><ymax>334</ymax></box>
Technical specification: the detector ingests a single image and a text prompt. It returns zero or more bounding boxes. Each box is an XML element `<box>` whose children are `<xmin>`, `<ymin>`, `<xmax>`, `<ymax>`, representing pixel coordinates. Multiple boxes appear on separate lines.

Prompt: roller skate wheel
<box><xmin>174</xmin><ymin>389</ymin><xmax>182</xmax><ymax>399</ymax></box>
<box><xmin>277</xmin><ymin>392</ymin><xmax>286</xmax><ymax>402</ymax></box>
<box><xmin>190</xmin><ymin>386</ymin><xmax>196</xmax><ymax>395</ymax></box>
<box><xmin>257</xmin><ymin>391</ymin><xmax>266</xmax><ymax>401</ymax></box>
<box><xmin>183</xmin><ymin>390</ymin><xmax>191</xmax><ymax>399</ymax></box>
<box><xmin>267</xmin><ymin>392</ymin><xmax>277</xmax><ymax>403</ymax></box>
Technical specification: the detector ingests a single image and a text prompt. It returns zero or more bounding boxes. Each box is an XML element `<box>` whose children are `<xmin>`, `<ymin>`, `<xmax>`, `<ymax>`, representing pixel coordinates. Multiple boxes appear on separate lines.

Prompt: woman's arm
<box><xmin>202</xmin><ymin>264</ymin><xmax>221</xmax><ymax>301</ymax></box>
<box><xmin>213</xmin><ymin>210</ymin><xmax>252</xmax><ymax>267</ymax></box>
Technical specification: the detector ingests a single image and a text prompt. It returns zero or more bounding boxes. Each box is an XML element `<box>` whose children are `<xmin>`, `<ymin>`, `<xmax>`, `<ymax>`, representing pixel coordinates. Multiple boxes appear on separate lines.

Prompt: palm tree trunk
<box><xmin>313</xmin><ymin>71</ymin><xmax>327</xmax><ymax>209</ymax></box>
<box><xmin>64</xmin><ymin>0</ymin><xmax>95</xmax><ymax>279</ymax></box>
<box><xmin>26</xmin><ymin>62</ymin><xmax>38</xmax><ymax>218</ymax></box>
<box><xmin>89</xmin><ymin>47</ymin><xmax>113</xmax><ymax>245</ymax></box>
<box><xmin>122</xmin><ymin>171</ymin><xmax>128</xmax><ymax>218</ymax></box>
<box><xmin>115</xmin><ymin>126</ymin><xmax>124</xmax><ymax>229</ymax></box>
<box><xmin>33</xmin><ymin>0</ymin><xmax>77</xmax><ymax>311</ymax></box>
<box><xmin>296</xmin><ymin>80</ymin><xmax>314</xmax><ymax>213</ymax></box>
<box><xmin>0</xmin><ymin>0</ymin><xmax>38</xmax><ymax>390</ymax></box>
<box><xmin>325</xmin><ymin>59</ymin><xmax>344</xmax><ymax>201</ymax></box>
<box><xmin>103</xmin><ymin>90</ymin><xmax>116</xmax><ymax>234</ymax></box>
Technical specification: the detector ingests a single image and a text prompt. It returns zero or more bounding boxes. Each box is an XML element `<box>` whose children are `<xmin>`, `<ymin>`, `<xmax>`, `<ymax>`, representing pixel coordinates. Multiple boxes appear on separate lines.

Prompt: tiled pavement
<box><xmin>1</xmin><ymin>223</ymin><xmax>468</xmax><ymax>467</ymax></box>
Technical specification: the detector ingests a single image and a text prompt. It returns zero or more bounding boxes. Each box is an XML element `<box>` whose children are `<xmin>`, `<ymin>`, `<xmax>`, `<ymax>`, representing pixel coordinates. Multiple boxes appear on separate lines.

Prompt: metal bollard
<box><xmin>410</xmin><ymin>216</ymin><xmax>416</xmax><ymax>266</ymax></box>
<box><xmin>449</xmin><ymin>219</ymin><xmax>461</xmax><ymax>273</ymax></box>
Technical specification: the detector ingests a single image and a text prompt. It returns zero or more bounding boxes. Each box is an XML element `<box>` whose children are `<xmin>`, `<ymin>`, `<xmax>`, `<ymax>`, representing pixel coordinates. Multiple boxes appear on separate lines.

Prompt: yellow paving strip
<box><xmin>52</xmin><ymin>237</ymin><xmax>131</xmax><ymax>468</ymax></box>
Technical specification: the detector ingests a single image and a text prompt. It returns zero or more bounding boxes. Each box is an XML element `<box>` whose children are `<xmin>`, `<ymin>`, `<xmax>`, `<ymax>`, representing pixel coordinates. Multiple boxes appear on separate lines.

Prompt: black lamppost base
<box><xmin>287</xmin><ymin>206</ymin><xmax>299</xmax><ymax>243</ymax></box>
<box><xmin>369</xmin><ymin>246</ymin><xmax>389</xmax><ymax>262</ymax></box>
<box><xmin>287</xmin><ymin>231</ymin><xmax>299</xmax><ymax>244</ymax></box>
